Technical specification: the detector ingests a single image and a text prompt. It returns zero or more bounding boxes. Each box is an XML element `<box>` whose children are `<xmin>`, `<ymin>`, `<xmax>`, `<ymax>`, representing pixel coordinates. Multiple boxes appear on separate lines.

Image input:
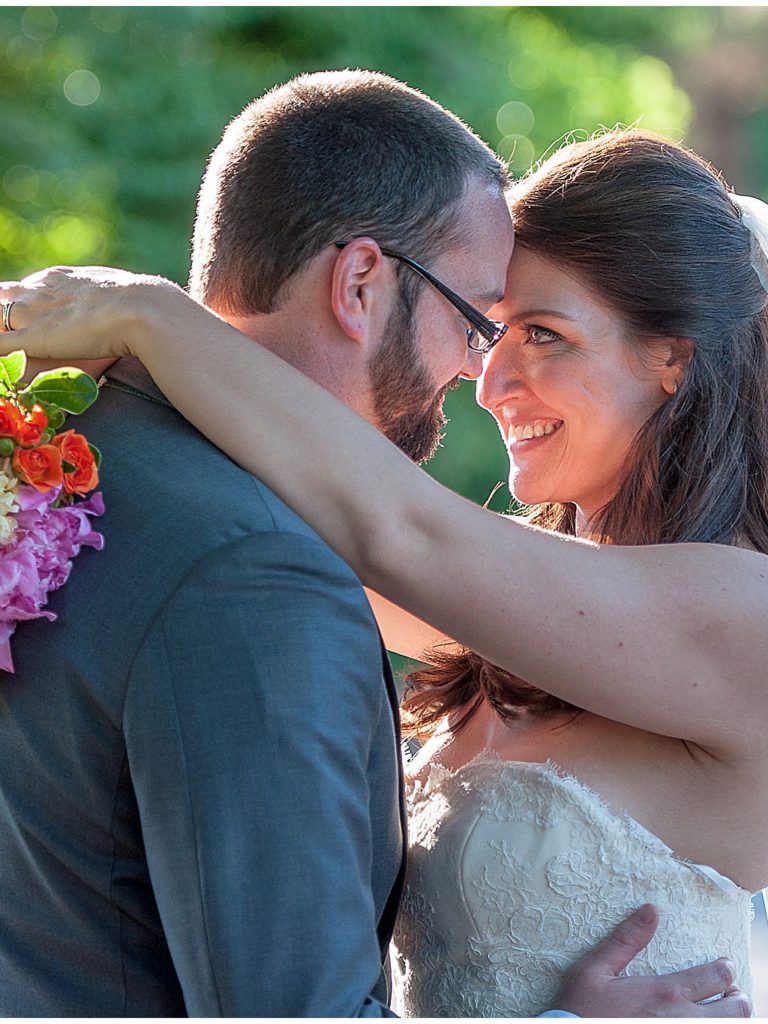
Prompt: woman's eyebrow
<box><xmin>507</xmin><ymin>308</ymin><xmax>578</xmax><ymax>322</ymax></box>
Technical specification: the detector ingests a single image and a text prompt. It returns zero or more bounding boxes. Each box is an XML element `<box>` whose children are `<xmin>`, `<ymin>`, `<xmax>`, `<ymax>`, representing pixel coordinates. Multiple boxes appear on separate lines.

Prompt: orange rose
<box><xmin>53</xmin><ymin>430</ymin><xmax>99</xmax><ymax>496</ymax></box>
<box><xmin>15</xmin><ymin>404</ymin><xmax>48</xmax><ymax>448</ymax></box>
<box><xmin>0</xmin><ymin>399</ymin><xmax>22</xmax><ymax>441</ymax></box>
<box><xmin>13</xmin><ymin>444</ymin><xmax>63</xmax><ymax>493</ymax></box>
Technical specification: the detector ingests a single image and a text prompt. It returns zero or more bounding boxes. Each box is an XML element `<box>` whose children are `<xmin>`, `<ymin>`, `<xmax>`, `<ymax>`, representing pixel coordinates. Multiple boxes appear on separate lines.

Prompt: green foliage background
<box><xmin>2</xmin><ymin>5</ymin><xmax>768</xmax><ymax>509</ymax></box>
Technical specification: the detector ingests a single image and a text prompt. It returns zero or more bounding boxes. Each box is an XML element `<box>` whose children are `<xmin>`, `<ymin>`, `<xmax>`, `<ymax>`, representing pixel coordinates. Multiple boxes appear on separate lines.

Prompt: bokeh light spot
<box><xmin>497</xmin><ymin>100</ymin><xmax>535</xmax><ymax>138</ymax></box>
<box><xmin>508</xmin><ymin>53</ymin><xmax>546</xmax><ymax>91</ymax></box>
<box><xmin>498</xmin><ymin>135</ymin><xmax>535</xmax><ymax>173</ymax></box>
<box><xmin>90</xmin><ymin>7</ymin><xmax>126</xmax><ymax>34</ymax></box>
<box><xmin>0</xmin><ymin>210</ymin><xmax>29</xmax><ymax>255</ymax></box>
<box><xmin>44</xmin><ymin>212</ymin><xmax>106</xmax><ymax>262</ymax></box>
<box><xmin>21</xmin><ymin>7</ymin><xmax>57</xmax><ymax>42</ymax></box>
<box><xmin>63</xmin><ymin>69</ymin><xmax>101</xmax><ymax>107</ymax></box>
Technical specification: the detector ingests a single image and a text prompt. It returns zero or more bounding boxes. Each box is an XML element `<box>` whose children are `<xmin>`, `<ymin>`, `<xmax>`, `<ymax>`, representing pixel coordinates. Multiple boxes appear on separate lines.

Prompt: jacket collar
<box><xmin>103</xmin><ymin>356</ymin><xmax>173</xmax><ymax>409</ymax></box>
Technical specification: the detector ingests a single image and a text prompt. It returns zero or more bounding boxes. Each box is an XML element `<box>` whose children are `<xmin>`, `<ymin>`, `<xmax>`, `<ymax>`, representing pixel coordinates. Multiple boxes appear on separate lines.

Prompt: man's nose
<box><xmin>458</xmin><ymin>346</ymin><xmax>484</xmax><ymax>381</ymax></box>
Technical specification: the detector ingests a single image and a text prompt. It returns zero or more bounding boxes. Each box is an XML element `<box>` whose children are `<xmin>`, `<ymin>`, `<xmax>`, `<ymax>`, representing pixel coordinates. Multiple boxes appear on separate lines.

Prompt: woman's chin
<box><xmin>508</xmin><ymin>474</ymin><xmax>555</xmax><ymax>508</ymax></box>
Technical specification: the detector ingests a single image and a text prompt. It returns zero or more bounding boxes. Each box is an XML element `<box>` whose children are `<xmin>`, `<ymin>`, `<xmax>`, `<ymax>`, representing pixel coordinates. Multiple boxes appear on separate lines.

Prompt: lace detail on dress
<box><xmin>391</xmin><ymin>755</ymin><xmax>753</xmax><ymax>1017</ymax></box>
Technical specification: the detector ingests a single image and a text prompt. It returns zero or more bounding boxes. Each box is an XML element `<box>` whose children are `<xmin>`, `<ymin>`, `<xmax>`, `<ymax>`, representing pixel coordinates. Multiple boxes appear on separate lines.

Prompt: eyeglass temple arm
<box><xmin>335</xmin><ymin>242</ymin><xmax>499</xmax><ymax>338</ymax></box>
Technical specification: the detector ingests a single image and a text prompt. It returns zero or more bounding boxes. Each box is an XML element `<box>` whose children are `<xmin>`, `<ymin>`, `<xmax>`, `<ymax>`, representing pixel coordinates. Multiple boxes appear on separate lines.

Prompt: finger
<box><xmin>577</xmin><ymin>904</ymin><xmax>659</xmax><ymax>977</ymax></box>
<box><xmin>671</xmin><ymin>957</ymin><xmax>736</xmax><ymax>1003</ymax></box>
<box><xmin>0</xmin><ymin>298</ymin><xmax>28</xmax><ymax>336</ymax></box>
<box><xmin>0</xmin><ymin>285</ymin><xmax>25</xmax><ymax>305</ymax></box>
<box><xmin>696</xmin><ymin>986</ymin><xmax>752</xmax><ymax>1018</ymax></box>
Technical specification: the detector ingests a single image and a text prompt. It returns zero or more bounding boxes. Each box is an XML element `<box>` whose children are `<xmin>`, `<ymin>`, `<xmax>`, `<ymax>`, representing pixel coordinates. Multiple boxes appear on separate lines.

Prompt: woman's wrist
<box><xmin>123</xmin><ymin>277</ymin><xmax>190</xmax><ymax>364</ymax></box>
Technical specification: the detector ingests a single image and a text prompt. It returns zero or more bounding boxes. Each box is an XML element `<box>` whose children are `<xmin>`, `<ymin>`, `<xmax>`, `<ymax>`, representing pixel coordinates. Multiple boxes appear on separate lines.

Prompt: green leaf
<box><xmin>43</xmin><ymin>405</ymin><xmax>66</xmax><ymax>430</ymax></box>
<box><xmin>0</xmin><ymin>438</ymin><xmax>15</xmax><ymax>458</ymax></box>
<box><xmin>61</xmin><ymin>459</ymin><xmax>77</xmax><ymax>473</ymax></box>
<box><xmin>0</xmin><ymin>351</ymin><xmax>27</xmax><ymax>390</ymax></box>
<box><xmin>24</xmin><ymin>369</ymin><xmax>99</xmax><ymax>415</ymax></box>
<box><xmin>88</xmin><ymin>443</ymin><xmax>102</xmax><ymax>469</ymax></box>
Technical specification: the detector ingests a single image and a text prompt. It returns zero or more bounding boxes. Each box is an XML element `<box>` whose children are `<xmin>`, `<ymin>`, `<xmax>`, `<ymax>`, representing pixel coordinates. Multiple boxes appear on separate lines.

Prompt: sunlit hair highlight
<box><xmin>403</xmin><ymin>127</ymin><xmax>768</xmax><ymax>740</ymax></box>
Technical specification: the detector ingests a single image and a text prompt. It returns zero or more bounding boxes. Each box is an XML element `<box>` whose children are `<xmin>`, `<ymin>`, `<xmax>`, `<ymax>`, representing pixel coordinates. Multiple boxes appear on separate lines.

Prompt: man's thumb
<box><xmin>581</xmin><ymin>904</ymin><xmax>660</xmax><ymax>977</ymax></box>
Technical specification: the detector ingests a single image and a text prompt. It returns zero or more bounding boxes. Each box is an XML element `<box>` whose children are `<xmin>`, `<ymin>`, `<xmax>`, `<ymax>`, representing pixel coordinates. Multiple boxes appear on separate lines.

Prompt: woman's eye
<box><xmin>525</xmin><ymin>324</ymin><xmax>561</xmax><ymax>346</ymax></box>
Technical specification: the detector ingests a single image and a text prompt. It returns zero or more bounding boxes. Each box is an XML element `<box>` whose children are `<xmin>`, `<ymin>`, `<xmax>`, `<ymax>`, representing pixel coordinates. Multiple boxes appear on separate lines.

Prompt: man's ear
<box><xmin>647</xmin><ymin>336</ymin><xmax>694</xmax><ymax>395</ymax></box>
<box><xmin>330</xmin><ymin>238</ymin><xmax>390</xmax><ymax>345</ymax></box>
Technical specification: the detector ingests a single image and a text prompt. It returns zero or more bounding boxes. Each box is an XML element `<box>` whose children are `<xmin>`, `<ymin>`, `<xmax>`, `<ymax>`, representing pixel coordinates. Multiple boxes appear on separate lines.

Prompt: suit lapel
<box><xmin>376</xmin><ymin>635</ymin><xmax>408</xmax><ymax>953</ymax></box>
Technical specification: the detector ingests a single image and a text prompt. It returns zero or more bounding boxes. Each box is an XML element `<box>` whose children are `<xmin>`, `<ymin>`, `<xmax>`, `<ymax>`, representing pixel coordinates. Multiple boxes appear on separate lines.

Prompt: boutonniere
<box><xmin>0</xmin><ymin>351</ymin><xmax>104</xmax><ymax>672</ymax></box>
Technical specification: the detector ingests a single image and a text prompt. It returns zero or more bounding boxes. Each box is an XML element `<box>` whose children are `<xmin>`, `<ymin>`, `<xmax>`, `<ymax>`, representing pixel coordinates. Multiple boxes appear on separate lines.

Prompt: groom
<box><xmin>0</xmin><ymin>71</ymin><xmax>747</xmax><ymax>1017</ymax></box>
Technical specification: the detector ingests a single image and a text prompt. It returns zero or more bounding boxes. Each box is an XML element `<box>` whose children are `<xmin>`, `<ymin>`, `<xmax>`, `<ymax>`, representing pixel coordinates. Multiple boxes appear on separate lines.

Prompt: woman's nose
<box><xmin>476</xmin><ymin>341</ymin><xmax>523</xmax><ymax>412</ymax></box>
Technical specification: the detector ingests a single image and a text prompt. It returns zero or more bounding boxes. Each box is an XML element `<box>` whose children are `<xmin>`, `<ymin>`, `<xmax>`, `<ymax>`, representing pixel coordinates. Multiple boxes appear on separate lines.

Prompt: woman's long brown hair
<box><xmin>402</xmin><ymin>128</ymin><xmax>768</xmax><ymax>740</ymax></box>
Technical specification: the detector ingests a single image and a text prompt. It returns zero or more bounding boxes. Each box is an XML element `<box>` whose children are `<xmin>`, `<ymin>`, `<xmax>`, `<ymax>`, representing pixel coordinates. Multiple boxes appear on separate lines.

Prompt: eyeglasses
<box><xmin>334</xmin><ymin>241</ymin><xmax>508</xmax><ymax>354</ymax></box>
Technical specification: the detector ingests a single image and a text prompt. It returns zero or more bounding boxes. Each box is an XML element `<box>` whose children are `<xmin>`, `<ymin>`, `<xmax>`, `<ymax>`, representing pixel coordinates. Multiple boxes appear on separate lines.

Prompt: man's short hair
<box><xmin>189</xmin><ymin>69</ymin><xmax>508</xmax><ymax>314</ymax></box>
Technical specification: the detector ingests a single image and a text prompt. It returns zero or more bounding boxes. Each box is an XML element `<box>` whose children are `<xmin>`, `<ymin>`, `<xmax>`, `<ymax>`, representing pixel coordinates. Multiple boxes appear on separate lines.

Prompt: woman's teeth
<box><xmin>509</xmin><ymin>419</ymin><xmax>561</xmax><ymax>445</ymax></box>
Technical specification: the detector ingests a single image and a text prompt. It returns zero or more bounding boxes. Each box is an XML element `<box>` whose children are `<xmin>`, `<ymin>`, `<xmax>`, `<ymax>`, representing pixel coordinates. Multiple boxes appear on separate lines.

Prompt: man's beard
<box><xmin>368</xmin><ymin>299</ymin><xmax>459</xmax><ymax>465</ymax></box>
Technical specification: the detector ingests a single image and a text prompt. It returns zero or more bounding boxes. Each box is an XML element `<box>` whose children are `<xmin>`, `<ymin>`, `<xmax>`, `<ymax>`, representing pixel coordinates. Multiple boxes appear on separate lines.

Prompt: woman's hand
<box><xmin>0</xmin><ymin>266</ymin><xmax>189</xmax><ymax>362</ymax></box>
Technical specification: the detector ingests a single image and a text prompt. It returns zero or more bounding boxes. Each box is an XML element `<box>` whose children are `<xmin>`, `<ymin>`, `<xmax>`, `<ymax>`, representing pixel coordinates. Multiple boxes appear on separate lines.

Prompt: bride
<box><xmin>1</xmin><ymin>128</ymin><xmax>764</xmax><ymax>1016</ymax></box>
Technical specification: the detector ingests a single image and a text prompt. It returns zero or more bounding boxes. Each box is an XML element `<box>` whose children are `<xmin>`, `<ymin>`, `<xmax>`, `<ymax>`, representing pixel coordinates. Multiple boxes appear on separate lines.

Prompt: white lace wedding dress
<box><xmin>391</xmin><ymin>755</ymin><xmax>753</xmax><ymax>1017</ymax></box>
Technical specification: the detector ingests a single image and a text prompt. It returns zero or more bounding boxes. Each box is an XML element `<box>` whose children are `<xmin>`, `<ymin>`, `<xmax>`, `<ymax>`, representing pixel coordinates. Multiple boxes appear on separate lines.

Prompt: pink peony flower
<box><xmin>0</xmin><ymin>485</ymin><xmax>104</xmax><ymax>672</ymax></box>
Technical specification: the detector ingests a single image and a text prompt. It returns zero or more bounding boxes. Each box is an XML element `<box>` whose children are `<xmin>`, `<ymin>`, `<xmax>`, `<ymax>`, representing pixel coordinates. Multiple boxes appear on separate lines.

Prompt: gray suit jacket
<box><xmin>0</xmin><ymin>357</ymin><xmax>406</xmax><ymax>1016</ymax></box>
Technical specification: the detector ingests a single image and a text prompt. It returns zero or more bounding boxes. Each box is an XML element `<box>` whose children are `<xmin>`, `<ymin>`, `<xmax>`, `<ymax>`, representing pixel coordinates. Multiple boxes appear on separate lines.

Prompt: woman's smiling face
<box><xmin>478</xmin><ymin>245</ymin><xmax>673</xmax><ymax>530</ymax></box>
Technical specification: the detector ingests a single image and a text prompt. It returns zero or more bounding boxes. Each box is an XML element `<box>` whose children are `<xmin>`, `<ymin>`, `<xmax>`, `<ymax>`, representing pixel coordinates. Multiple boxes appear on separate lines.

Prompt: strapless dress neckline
<box><xmin>412</xmin><ymin>751</ymin><xmax>747</xmax><ymax>895</ymax></box>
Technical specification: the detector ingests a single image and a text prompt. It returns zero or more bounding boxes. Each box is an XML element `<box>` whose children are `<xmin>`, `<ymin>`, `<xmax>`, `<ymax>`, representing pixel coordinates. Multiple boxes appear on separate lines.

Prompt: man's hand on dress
<box><xmin>553</xmin><ymin>904</ymin><xmax>752</xmax><ymax>1017</ymax></box>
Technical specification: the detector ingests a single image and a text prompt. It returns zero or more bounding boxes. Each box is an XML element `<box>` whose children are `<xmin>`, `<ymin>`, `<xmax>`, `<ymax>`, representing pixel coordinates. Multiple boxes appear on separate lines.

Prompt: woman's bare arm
<box><xmin>4</xmin><ymin>269</ymin><xmax>768</xmax><ymax>757</ymax></box>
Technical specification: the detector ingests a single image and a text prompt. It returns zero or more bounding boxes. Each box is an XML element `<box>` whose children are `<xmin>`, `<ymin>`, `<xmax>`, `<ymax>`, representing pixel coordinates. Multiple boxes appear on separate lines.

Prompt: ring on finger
<box><xmin>1</xmin><ymin>300</ymin><xmax>15</xmax><ymax>333</ymax></box>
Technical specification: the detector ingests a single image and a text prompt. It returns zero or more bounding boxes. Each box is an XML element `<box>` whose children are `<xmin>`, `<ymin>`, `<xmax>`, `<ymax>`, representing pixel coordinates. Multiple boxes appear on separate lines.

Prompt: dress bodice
<box><xmin>391</xmin><ymin>755</ymin><xmax>753</xmax><ymax>1017</ymax></box>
